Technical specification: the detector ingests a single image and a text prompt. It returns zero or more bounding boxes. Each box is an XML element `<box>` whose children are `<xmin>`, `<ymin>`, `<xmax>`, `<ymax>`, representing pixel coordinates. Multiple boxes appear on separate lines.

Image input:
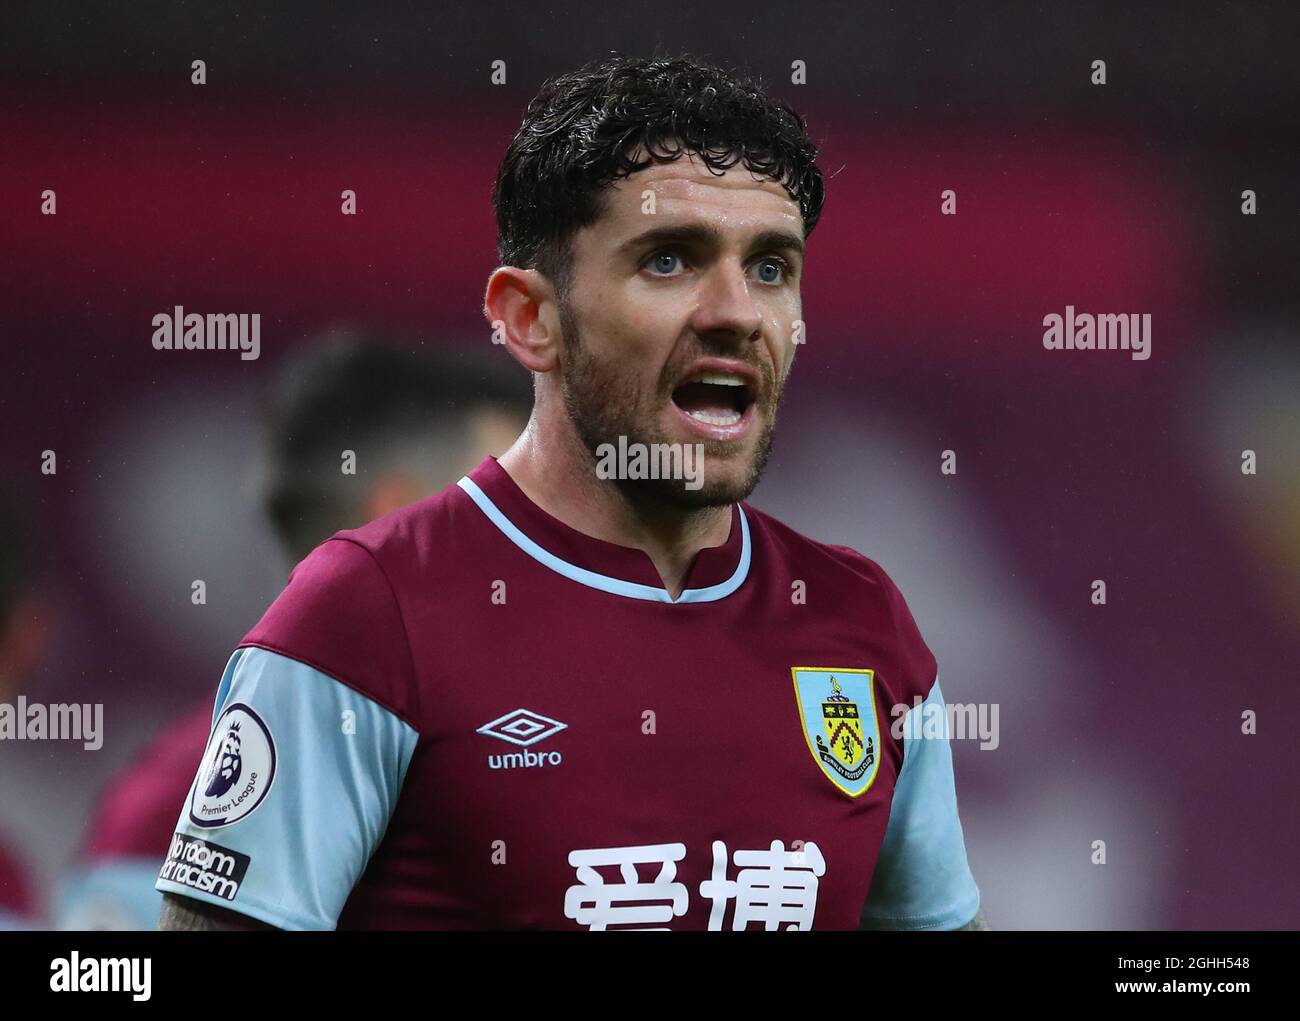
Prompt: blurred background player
<box><xmin>53</xmin><ymin>332</ymin><xmax>530</xmax><ymax>929</ymax></box>
<box><xmin>0</xmin><ymin>494</ymin><xmax>48</xmax><ymax>929</ymax></box>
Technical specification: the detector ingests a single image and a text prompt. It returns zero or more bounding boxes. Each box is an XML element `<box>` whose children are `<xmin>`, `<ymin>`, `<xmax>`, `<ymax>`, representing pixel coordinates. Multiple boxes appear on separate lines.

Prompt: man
<box><xmin>159</xmin><ymin>55</ymin><xmax>985</xmax><ymax>931</ymax></box>
<box><xmin>56</xmin><ymin>335</ymin><xmax>528</xmax><ymax>929</ymax></box>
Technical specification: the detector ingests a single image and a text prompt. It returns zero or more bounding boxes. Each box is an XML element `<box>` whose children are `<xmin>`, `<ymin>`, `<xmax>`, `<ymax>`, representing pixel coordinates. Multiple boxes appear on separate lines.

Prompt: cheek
<box><xmin>777</xmin><ymin>298</ymin><xmax>802</xmax><ymax>370</ymax></box>
<box><xmin>585</xmin><ymin>288</ymin><xmax>678</xmax><ymax>372</ymax></box>
<box><xmin>766</xmin><ymin>321</ymin><xmax>796</xmax><ymax>378</ymax></box>
<box><xmin>620</xmin><ymin>291</ymin><xmax>678</xmax><ymax>350</ymax></box>
<box><xmin>579</xmin><ymin>285</ymin><xmax>643</xmax><ymax>349</ymax></box>
<box><xmin>780</xmin><ymin>343</ymin><xmax>795</xmax><ymax>379</ymax></box>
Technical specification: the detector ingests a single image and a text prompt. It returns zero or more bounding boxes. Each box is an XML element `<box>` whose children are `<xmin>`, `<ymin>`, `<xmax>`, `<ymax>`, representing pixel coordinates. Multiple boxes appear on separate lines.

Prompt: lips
<box><xmin>670</xmin><ymin>362</ymin><xmax>758</xmax><ymax>430</ymax></box>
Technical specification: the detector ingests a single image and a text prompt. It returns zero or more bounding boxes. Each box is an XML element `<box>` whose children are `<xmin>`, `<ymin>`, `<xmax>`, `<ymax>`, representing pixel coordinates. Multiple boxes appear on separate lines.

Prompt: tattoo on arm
<box><xmin>158</xmin><ymin>892</ymin><xmax>277</xmax><ymax>931</ymax></box>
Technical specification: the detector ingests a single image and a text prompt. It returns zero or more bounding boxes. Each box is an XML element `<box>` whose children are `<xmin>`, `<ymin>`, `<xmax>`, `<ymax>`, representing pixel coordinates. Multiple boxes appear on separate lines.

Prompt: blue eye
<box><xmin>754</xmin><ymin>258</ymin><xmax>788</xmax><ymax>284</ymax></box>
<box><xmin>647</xmin><ymin>251</ymin><xmax>684</xmax><ymax>275</ymax></box>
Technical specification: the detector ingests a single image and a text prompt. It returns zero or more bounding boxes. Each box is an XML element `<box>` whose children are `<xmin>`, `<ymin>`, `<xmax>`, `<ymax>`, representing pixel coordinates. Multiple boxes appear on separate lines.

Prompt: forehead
<box><xmin>596</xmin><ymin>151</ymin><xmax>803</xmax><ymax>237</ymax></box>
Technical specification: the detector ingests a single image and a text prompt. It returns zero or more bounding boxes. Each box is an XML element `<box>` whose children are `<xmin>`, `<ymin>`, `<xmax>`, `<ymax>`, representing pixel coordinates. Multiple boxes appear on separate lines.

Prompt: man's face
<box><xmin>556</xmin><ymin>149</ymin><xmax>805</xmax><ymax>508</ymax></box>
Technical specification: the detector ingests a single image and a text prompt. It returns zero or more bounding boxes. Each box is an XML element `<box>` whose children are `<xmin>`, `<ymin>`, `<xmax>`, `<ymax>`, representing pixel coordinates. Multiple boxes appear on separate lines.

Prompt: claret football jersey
<box><xmin>155</xmin><ymin>456</ymin><xmax>980</xmax><ymax>930</ymax></box>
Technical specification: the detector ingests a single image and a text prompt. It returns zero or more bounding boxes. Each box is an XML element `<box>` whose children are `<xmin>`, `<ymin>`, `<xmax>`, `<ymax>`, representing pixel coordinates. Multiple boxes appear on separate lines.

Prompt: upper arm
<box><xmin>152</xmin><ymin>540</ymin><xmax>422</xmax><ymax>930</ymax></box>
<box><xmin>153</xmin><ymin>645</ymin><xmax>419</xmax><ymax>930</ymax></box>
<box><xmin>860</xmin><ymin>677</ymin><xmax>981</xmax><ymax>931</ymax></box>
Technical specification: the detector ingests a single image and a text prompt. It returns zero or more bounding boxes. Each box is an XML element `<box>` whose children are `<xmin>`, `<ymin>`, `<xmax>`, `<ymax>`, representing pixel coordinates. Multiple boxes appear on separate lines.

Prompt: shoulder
<box><xmin>238</xmin><ymin>493</ymin><xmax>468</xmax><ymax>728</ymax></box>
<box><xmin>333</xmin><ymin>479</ymin><xmax>475</xmax><ymax>565</ymax></box>
<box><xmin>743</xmin><ymin>503</ymin><xmax>908</xmax><ymax>607</ymax></box>
<box><xmin>239</xmin><ymin>479</ymin><xmax>493</xmax><ymax>728</ymax></box>
<box><xmin>744</xmin><ymin>503</ymin><xmax>938</xmax><ymax>701</ymax></box>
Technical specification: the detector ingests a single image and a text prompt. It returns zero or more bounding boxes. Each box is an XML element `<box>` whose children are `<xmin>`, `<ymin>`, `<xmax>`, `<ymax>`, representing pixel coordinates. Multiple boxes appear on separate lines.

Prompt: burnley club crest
<box><xmin>791</xmin><ymin>667</ymin><xmax>880</xmax><ymax>797</ymax></box>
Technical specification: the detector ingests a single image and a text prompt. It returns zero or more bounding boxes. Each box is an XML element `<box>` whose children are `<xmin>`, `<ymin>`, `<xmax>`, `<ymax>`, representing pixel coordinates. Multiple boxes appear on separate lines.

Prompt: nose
<box><xmin>688</xmin><ymin>260</ymin><xmax>763</xmax><ymax>345</ymax></box>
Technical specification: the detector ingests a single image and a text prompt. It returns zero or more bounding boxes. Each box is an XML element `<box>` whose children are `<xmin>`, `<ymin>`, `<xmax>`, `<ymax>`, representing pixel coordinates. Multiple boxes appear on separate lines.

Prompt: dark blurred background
<box><xmin>0</xmin><ymin>2</ymin><xmax>1296</xmax><ymax>929</ymax></box>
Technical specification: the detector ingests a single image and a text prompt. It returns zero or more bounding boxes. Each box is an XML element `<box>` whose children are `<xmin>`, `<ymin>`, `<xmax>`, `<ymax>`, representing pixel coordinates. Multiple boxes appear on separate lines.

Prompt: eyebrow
<box><xmin>617</xmin><ymin>223</ymin><xmax>805</xmax><ymax>259</ymax></box>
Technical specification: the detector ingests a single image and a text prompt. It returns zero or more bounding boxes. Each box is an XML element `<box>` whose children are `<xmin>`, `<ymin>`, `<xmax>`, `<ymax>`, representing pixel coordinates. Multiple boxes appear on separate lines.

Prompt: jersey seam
<box><xmin>329</xmin><ymin>536</ymin><xmax>425</xmax><ymax>730</ymax></box>
<box><xmin>235</xmin><ymin>639</ymin><xmax>421</xmax><ymax>734</ymax></box>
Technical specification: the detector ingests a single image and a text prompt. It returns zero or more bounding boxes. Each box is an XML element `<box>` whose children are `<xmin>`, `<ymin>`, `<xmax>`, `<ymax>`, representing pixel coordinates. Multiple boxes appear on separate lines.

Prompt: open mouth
<box><xmin>670</xmin><ymin>371</ymin><xmax>756</xmax><ymax>428</ymax></box>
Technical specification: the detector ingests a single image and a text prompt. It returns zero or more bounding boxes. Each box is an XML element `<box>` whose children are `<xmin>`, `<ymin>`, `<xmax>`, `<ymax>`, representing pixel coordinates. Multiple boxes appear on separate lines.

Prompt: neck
<box><xmin>497</xmin><ymin>412</ymin><xmax>732</xmax><ymax>600</ymax></box>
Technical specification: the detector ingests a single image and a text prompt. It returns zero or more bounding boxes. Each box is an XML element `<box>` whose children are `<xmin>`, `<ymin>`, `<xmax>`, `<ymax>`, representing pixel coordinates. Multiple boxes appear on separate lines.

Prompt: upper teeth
<box><xmin>691</xmin><ymin>372</ymin><xmax>746</xmax><ymax>386</ymax></box>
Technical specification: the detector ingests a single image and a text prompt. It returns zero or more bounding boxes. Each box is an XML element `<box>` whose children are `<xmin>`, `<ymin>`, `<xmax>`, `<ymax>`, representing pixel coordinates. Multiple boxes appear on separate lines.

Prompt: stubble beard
<box><xmin>556</xmin><ymin>295</ymin><xmax>782</xmax><ymax>512</ymax></box>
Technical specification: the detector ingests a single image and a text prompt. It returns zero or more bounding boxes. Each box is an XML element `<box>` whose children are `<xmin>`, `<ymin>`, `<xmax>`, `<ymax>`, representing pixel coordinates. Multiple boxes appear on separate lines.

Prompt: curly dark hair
<box><xmin>492</xmin><ymin>53</ymin><xmax>826</xmax><ymax>300</ymax></box>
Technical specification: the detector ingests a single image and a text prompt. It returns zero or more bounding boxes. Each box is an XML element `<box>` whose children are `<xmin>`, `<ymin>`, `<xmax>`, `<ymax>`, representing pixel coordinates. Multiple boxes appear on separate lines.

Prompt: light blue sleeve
<box><xmin>860</xmin><ymin>677</ymin><xmax>981</xmax><ymax>930</ymax></box>
<box><xmin>57</xmin><ymin>861</ymin><xmax>164</xmax><ymax>930</ymax></box>
<box><xmin>154</xmin><ymin>646</ymin><xmax>419</xmax><ymax>930</ymax></box>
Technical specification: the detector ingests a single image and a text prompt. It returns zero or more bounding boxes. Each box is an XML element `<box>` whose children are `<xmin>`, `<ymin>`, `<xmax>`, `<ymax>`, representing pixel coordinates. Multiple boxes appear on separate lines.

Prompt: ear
<box><xmin>483</xmin><ymin>267</ymin><xmax>561</xmax><ymax>373</ymax></box>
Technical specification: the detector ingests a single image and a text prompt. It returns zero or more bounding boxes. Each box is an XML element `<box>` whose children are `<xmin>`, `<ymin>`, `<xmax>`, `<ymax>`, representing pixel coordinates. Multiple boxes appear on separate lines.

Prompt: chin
<box><xmin>695</xmin><ymin>458</ymin><xmax>758</xmax><ymax>500</ymax></box>
<box><xmin>612</xmin><ymin>456</ymin><xmax>761</xmax><ymax>510</ymax></box>
<box><xmin>680</xmin><ymin>481</ymin><xmax>754</xmax><ymax>508</ymax></box>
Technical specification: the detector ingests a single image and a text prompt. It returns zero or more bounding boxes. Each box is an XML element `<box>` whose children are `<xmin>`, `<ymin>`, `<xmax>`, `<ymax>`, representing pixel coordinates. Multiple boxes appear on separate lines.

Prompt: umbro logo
<box><xmin>477</xmin><ymin>709</ymin><xmax>567</xmax><ymax>746</ymax></box>
<box><xmin>477</xmin><ymin>709</ymin><xmax>567</xmax><ymax>771</ymax></box>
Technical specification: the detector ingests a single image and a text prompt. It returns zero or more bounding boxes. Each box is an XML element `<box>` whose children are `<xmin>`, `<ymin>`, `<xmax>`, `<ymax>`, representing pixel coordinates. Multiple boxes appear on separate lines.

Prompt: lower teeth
<box><xmin>687</xmin><ymin>408</ymin><xmax>741</xmax><ymax>426</ymax></box>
